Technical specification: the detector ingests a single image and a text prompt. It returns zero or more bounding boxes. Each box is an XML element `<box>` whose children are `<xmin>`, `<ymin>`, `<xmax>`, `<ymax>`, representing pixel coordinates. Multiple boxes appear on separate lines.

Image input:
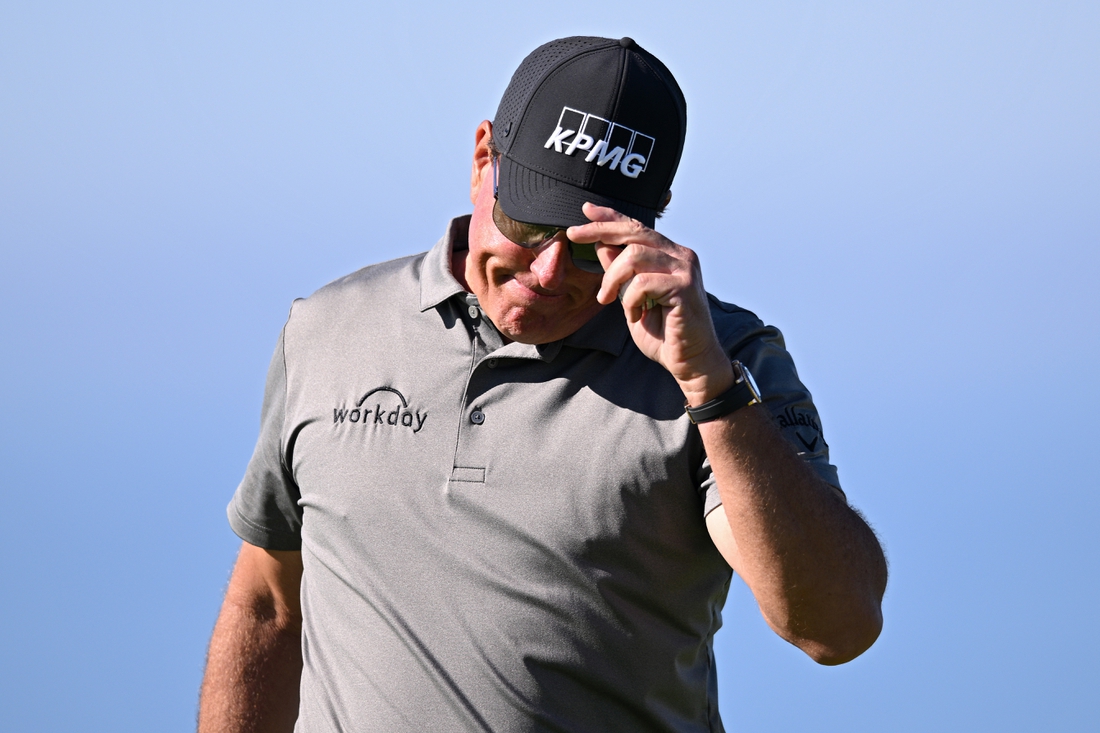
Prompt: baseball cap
<box><xmin>491</xmin><ymin>36</ymin><xmax>687</xmax><ymax>230</ymax></box>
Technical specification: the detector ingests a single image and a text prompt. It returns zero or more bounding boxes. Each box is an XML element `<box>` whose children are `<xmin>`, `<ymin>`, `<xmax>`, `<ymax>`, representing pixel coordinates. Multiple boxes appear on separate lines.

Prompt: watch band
<box><xmin>684</xmin><ymin>360</ymin><xmax>762</xmax><ymax>424</ymax></box>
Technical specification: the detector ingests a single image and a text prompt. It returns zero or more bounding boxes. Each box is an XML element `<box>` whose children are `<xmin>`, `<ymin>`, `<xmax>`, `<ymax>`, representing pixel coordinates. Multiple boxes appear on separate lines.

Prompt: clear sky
<box><xmin>1</xmin><ymin>1</ymin><xmax>1097</xmax><ymax>730</ymax></box>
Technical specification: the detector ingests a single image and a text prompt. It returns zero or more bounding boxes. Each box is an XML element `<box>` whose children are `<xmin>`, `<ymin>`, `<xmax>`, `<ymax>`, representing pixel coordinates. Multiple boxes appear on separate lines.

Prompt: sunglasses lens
<box><xmin>493</xmin><ymin>200</ymin><xmax>558</xmax><ymax>248</ymax></box>
<box><xmin>569</xmin><ymin>242</ymin><xmax>603</xmax><ymax>273</ymax></box>
<box><xmin>493</xmin><ymin>199</ymin><xmax>604</xmax><ymax>272</ymax></box>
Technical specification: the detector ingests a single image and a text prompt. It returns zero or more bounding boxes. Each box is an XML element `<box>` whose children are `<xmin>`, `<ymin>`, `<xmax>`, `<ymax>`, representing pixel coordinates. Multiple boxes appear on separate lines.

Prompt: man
<box><xmin>199</xmin><ymin>36</ymin><xmax>887</xmax><ymax>733</ymax></box>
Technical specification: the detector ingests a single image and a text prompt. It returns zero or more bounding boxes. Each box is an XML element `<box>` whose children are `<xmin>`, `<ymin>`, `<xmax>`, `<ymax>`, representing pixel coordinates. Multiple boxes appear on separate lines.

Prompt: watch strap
<box><xmin>684</xmin><ymin>361</ymin><xmax>761</xmax><ymax>424</ymax></box>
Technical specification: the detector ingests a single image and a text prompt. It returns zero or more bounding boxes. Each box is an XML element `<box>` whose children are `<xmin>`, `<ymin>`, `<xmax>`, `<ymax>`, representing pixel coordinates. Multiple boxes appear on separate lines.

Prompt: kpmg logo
<box><xmin>543</xmin><ymin>107</ymin><xmax>655</xmax><ymax>179</ymax></box>
<box><xmin>333</xmin><ymin>387</ymin><xmax>427</xmax><ymax>434</ymax></box>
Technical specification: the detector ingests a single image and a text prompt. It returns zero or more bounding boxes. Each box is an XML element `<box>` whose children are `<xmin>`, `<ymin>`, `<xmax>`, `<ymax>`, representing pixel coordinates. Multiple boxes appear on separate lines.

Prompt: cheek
<box><xmin>466</xmin><ymin>216</ymin><xmax>509</xmax><ymax>285</ymax></box>
<box><xmin>466</xmin><ymin>214</ymin><xmax>494</xmax><ymax>267</ymax></box>
<box><xmin>471</xmin><ymin>239</ymin><xmax>531</xmax><ymax>285</ymax></box>
<box><xmin>574</xmin><ymin>269</ymin><xmax>603</xmax><ymax>292</ymax></box>
<box><xmin>557</xmin><ymin>262</ymin><xmax>604</xmax><ymax>299</ymax></box>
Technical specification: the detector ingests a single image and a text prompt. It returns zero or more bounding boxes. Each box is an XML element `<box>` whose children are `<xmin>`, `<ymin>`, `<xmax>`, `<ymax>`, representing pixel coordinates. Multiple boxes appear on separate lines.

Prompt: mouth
<box><xmin>503</xmin><ymin>277</ymin><xmax>567</xmax><ymax>303</ymax></box>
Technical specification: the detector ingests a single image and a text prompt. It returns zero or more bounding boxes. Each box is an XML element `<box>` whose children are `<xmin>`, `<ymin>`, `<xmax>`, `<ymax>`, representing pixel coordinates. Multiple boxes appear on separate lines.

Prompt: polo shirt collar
<box><xmin>561</xmin><ymin>300</ymin><xmax>629</xmax><ymax>357</ymax></box>
<box><xmin>418</xmin><ymin>215</ymin><xmax>630</xmax><ymax>359</ymax></box>
<box><xmin>419</xmin><ymin>215</ymin><xmax>471</xmax><ymax>312</ymax></box>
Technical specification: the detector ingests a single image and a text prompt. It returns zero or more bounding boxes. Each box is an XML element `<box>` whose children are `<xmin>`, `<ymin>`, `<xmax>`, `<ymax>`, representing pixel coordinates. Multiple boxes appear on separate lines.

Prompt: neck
<box><xmin>450</xmin><ymin>248</ymin><xmax>471</xmax><ymax>293</ymax></box>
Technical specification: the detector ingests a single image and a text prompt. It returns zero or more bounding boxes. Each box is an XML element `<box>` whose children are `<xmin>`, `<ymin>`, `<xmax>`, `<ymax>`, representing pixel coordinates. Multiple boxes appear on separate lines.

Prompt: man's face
<box><xmin>460</xmin><ymin>123</ymin><xmax>605</xmax><ymax>345</ymax></box>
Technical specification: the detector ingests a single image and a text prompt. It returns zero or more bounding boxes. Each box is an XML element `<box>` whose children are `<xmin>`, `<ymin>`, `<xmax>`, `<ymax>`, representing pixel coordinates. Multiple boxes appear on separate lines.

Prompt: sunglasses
<box><xmin>491</xmin><ymin>157</ymin><xmax>604</xmax><ymax>274</ymax></box>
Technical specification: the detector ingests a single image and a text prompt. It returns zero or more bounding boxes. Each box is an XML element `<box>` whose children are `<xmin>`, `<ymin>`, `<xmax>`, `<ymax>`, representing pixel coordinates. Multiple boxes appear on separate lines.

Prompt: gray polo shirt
<box><xmin>229</xmin><ymin>215</ymin><xmax>840</xmax><ymax>733</ymax></box>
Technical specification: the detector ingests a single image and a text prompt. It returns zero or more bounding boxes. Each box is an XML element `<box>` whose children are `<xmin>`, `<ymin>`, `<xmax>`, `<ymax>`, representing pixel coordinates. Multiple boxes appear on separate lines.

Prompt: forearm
<box><xmin>701</xmin><ymin>404</ymin><xmax>887</xmax><ymax>664</ymax></box>
<box><xmin>198</xmin><ymin>598</ymin><xmax>302</xmax><ymax>732</ymax></box>
<box><xmin>573</xmin><ymin>208</ymin><xmax>886</xmax><ymax>660</ymax></box>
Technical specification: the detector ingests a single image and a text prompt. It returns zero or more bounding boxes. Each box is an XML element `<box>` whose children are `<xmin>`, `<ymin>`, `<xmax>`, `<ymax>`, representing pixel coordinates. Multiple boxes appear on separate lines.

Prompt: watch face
<box><xmin>736</xmin><ymin>361</ymin><xmax>762</xmax><ymax>402</ymax></box>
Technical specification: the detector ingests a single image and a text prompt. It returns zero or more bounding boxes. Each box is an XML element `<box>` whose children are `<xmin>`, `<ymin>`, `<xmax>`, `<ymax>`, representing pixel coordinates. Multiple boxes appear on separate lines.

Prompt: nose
<box><xmin>529</xmin><ymin>236</ymin><xmax>570</xmax><ymax>291</ymax></box>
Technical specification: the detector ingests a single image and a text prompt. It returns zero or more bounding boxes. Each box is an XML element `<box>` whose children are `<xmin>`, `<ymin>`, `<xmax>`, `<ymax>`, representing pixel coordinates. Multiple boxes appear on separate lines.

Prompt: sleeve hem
<box><xmin>700</xmin><ymin>462</ymin><xmax>845</xmax><ymax>518</ymax></box>
<box><xmin>227</xmin><ymin>499</ymin><xmax>302</xmax><ymax>551</ymax></box>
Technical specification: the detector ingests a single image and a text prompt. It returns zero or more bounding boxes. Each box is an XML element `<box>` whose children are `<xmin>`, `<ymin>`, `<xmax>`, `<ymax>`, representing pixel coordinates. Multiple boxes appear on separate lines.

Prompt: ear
<box><xmin>470</xmin><ymin>120</ymin><xmax>494</xmax><ymax>205</ymax></box>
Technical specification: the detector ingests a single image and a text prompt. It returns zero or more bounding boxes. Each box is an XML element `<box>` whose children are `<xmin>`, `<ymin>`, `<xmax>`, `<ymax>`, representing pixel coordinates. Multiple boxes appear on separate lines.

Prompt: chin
<box><xmin>494</xmin><ymin>309</ymin><xmax>572</xmax><ymax>345</ymax></box>
<box><xmin>497</xmin><ymin>322</ymin><xmax>559</xmax><ymax>345</ymax></box>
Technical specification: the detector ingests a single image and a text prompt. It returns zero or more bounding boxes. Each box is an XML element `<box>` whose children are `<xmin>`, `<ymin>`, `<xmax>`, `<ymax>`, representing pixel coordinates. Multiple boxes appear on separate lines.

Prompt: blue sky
<box><xmin>1</xmin><ymin>2</ymin><xmax>1097</xmax><ymax>730</ymax></box>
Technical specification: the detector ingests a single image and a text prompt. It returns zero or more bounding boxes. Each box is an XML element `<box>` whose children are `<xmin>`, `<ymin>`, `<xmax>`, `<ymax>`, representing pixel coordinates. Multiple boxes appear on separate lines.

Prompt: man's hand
<box><xmin>566</xmin><ymin>203</ymin><xmax>734</xmax><ymax>406</ymax></box>
<box><xmin>571</xmin><ymin>203</ymin><xmax>887</xmax><ymax>664</ymax></box>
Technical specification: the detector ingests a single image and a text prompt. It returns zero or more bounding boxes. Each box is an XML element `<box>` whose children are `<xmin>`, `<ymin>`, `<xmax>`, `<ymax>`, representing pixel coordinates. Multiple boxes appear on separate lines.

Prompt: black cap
<box><xmin>491</xmin><ymin>37</ymin><xmax>687</xmax><ymax>229</ymax></box>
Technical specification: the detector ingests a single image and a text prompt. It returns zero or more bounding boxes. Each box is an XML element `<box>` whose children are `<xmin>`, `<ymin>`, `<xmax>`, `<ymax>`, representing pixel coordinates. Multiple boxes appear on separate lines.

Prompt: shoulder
<box><xmin>705</xmin><ymin>293</ymin><xmax>841</xmax><ymax>488</ymax></box>
<box><xmin>300</xmin><ymin>252</ymin><xmax>426</xmax><ymax>311</ymax></box>
<box><xmin>274</xmin><ymin>252</ymin><xmax>433</xmax><ymax>363</ymax></box>
<box><xmin>705</xmin><ymin>293</ymin><xmax>802</xmax><ymax>392</ymax></box>
<box><xmin>705</xmin><ymin>293</ymin><xmax>786</xmax><ymax>354</ymax></box>
<box><xmin>285</xmin><ymin>252</ymin><xmax>428</xmax><ymax>333</ymax></box>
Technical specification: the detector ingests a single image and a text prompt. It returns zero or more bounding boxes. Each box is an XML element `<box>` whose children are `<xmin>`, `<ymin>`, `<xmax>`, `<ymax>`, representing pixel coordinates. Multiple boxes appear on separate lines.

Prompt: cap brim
<box><xmin>496</xmin><ymin>155</ymin><xmax>657</xmax><ymax>230</ymax></box>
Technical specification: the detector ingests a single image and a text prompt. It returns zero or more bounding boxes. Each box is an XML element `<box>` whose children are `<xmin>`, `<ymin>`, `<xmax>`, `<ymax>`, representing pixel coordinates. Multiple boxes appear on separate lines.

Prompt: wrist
<box><xmin>678</xmin><ymin>352</ymin><xmax>736</xmax><ymax>407</ymax></box>
<box><xmin>684</xmin><ymin>360</ymin><xmax>762</xmax><ymax>424</ymax></box>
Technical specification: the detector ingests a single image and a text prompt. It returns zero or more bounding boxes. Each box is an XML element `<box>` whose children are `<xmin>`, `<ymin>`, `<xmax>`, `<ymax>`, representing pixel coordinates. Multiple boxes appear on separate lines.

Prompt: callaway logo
<box><xmin>333</xmin><ymin>387</ymin><xmax>427</xmax><ymax>434</ymax></box>
<box><xmin>543</xmin><ymin>106</ymin><xmax>654</xmax><ymax>179</ymax></box>
<box><xmin>776</xmin><ymin>407</ymin><xmax>828</xmax><ymax>453</ymax></box>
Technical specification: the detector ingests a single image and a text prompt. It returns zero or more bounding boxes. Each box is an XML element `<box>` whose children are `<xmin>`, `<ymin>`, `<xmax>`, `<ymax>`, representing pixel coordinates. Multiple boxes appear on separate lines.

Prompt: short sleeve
<box><xmin>227</xmin><ymin>325</ymin><xmax>304</xmax><ymax>550</ymax></box>
<box><xmin>700</xmin><ymin>299</ymin><xmax>843</xmax><ymax>516</ymax></box>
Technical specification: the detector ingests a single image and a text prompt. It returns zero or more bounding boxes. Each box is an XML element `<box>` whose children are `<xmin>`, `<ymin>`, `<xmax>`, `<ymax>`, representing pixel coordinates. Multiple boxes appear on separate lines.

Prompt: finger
<box><xmin>597</xmin><ymin>248</ymin><xmax>637</xmax><ymax>305</ymax></box>
<box><xmin>581</xmin><ymin>202</ymin><xmax>626</xmax><ymax>222</ymax></box>
<box><xmin>568</xmin><ymin>205</ymin><xmax>687</xmax><ymax>268</ymax></box>
<box><xmin>597</xmin><ymin>244</ymin><xmax>680</xmax><ymax>306</ymax></box>
<box><xmin>594</xmin><ymin>241</ymin><xmax>623</xmax><ymax>272</ymax></box>
<box><xmin>618</xmin><ymin>273</ymin><xmax>668</xmax><ymax>321</ymax></box>
<box><xmin>618</xmin><ymin>278</ymin><xmax>657</xmax><ymax>311</ymax></box>
<box><xmin>567</xmin><ymin>204</ymin><xmax>655</xmax><ymax>244</ymax></box>
<box><xmin>570</xmin><ymin>220</ymin><xmax>674</xmax><ymax>253</ymax></box>
<box><xmin>568</xmin><ymin>220</ymin><xmax>653</xmax><ymax>246</ymax></box>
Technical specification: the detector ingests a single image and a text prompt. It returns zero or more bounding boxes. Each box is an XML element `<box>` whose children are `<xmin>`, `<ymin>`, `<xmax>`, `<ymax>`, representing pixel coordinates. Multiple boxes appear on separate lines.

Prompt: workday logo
<box><xmin>333</xmin><ymin>387</ymin><xmax>427</xmax><ymax>434</ymax></box>
<box><xmin>543</xmin><ymin>107</ymin><xmax>655</xmax><ymax>179</ymax></box>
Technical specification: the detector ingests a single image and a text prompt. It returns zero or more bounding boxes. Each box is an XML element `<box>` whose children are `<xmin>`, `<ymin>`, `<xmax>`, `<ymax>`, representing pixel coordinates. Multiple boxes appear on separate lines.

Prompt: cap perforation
<box><xmin>493</xmin><ymin>37</ymin><xmax>613</xmax><ymax>153</ymax></box>
<box><xmin>490</xmin><ymin>36</ymin><xmax>687</xmax><ymax>231</ymax></box>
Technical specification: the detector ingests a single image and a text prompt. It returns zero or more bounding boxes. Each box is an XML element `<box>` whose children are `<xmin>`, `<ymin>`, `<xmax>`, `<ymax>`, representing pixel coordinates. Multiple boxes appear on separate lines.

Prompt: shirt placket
<box><xmin>448</xmin><ymin>294</ymin><xmax>503</xmax><ymax>488</ymax></box>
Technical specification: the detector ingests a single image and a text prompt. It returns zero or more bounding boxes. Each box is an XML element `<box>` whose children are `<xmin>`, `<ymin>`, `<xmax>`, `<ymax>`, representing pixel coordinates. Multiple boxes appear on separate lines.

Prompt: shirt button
<box><xmin>470</xmin><ymin>409</ymin><xmax>485</xmax><ymax>425</ymax></box>
<box><xmin>468</xmin><ymin>305</ymin><xmax>480</xmax><ymax>319</ymax></box>
<box><xmin>487</xmin><ymin>359</ymin><xmax>498</xmax><ymax>369</ymax></box>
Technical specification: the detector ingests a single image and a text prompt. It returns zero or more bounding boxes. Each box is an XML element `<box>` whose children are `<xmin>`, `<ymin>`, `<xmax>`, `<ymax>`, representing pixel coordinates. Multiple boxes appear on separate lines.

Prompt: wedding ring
<box><xmin>618</xmin><ymin>277</ymin><xmax>656</xmax><ymax>311</ymax></box>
